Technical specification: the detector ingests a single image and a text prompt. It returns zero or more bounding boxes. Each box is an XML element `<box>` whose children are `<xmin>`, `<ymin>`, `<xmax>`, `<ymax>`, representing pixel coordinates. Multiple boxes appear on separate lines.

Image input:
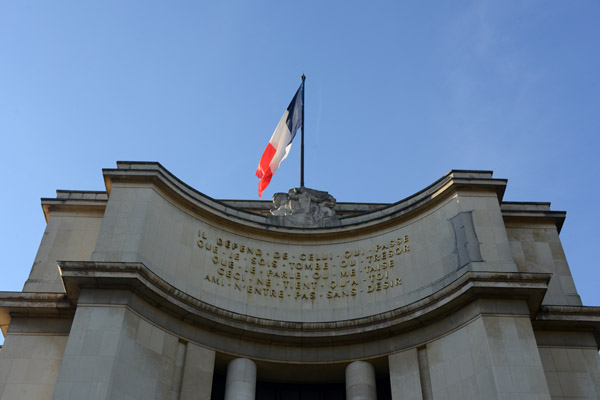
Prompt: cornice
<box><xmin>501</xmin><ymin>202</ymin><xmax>566</xmax><ymax>233</ymax></box>
<box><xmin>101</xmin><ymin>162</ymin><xmax>508</xmax><ymax>237</ymax></box>
<box><xmin>534</xmin><ymin>305</ymin><xmax>600</xmax><ymax>347</ymax></box>
<box><xmin>0</xmin><ymin>292</ymin><xmax>72</xmax><ymax>336</ymax></box>
<box><xmin>41</xmin><ymin>190</ymin><xmax>108</xmax><ymax>222</ymax></box>
<box><xmin>57</xmin><ymin>260</ymin><xmax>550</xmax><ymax>345</ymax></box>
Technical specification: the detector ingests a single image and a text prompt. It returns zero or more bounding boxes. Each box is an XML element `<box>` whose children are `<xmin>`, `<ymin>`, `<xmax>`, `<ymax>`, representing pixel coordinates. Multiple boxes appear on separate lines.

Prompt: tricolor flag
<box><xmin>256</xmin><ymin>82</ymin><xmax>304</xmax><ymax>197</ymax></box>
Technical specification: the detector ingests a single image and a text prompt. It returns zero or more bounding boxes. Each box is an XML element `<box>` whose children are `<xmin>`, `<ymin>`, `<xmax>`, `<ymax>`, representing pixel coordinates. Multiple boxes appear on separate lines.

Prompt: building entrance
<box><xmin>211</xmin><ymin>372</ymin><xmax>392</xmax><ymax>400</ymax></box>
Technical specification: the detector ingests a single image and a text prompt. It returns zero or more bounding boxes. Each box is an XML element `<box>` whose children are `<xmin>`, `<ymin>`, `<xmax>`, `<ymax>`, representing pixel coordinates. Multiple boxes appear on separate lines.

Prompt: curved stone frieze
<box><xmin>87</xmin><ymin>162</ymin><xmax>522</xmax><ymax>323</ymax></box>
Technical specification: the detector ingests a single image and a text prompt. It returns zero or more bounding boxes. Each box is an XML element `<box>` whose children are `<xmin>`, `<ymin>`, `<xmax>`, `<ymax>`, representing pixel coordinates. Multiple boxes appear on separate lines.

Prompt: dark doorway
<box><xmin>256</xmin><ymin>381</ymin><xmax>345</xmax><ymax>400</ymax></box>
<box><xmin>211</xmin><ymin>373</ymin><xmax>391</xmax><ymax>400</ymax></box>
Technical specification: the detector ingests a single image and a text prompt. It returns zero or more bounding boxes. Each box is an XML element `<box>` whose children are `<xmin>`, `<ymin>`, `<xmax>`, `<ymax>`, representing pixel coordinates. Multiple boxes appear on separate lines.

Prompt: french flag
<box><xmin>256</xmin><ymin>82</ymin><xmax>304</xmax><ymax>197</ymax></box>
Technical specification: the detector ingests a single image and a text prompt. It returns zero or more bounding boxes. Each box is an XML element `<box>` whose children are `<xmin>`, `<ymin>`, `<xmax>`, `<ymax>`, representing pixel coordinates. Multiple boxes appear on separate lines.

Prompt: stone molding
<box><xmin>41</xmin><ymin>191</ymin><xmax>108</xmax><ymax>222</ymax></box>
<box><xmin>501</xmin><ymin>201</ymin><xmax>566</xmax><ymax>232</ymax></box>
<box><xmin>534</xmin><ymin>305</ymin><xmax>600</xmax><ymax>346</ymax></box>
<box><xmin>101</xmin><ymin>162</ymin><xmax>508</xmax><ymax>236</ymax></box>
<box><xmin>0</xmin><ymin>292</ymin><xmax>72</xmax><ymax>336</ymax></box>
<box><xmin>38</xmin><ymin>163</ymin><xmax>566</xmax><ymax>237</ymax></box>
<box><xmin>56</xmin><ymin>260</ymin><xmax>552</xmax><ymax>345</ymax></box>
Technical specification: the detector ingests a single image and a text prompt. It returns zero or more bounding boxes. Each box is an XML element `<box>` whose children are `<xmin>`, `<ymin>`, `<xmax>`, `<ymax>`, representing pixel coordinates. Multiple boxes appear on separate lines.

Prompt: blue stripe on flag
<box><xmin>285</xmin><ymin>84</ymin><xmax>303</xmax><ymax>143</ymax></box>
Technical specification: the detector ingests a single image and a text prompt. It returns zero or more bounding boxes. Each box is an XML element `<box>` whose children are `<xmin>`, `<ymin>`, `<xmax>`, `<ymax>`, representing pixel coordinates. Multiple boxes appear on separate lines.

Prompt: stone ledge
<box><xmin>534</xmin><ymin>305</ymin><xmax>600</xmax><ymax>348</ymax></box>
<box><xmin>55</xmin><ymin>190</ymin><xmax>108</xmax><ymax>200</ymax></box>
<box><xmin>41</xmin><ymin>195</ymin><xmax>108</xmax><ymax>222</ymax></box>
<box><xmin>537</xmin><ymin>305</ymin><xmax>600</xmax><ymax>321</ymax></box>
<box><xmin>501</xmin><ymin>202</ymin><xmax>566</xmax><ymax>232</ymax></box>
<box><xmin>58</xmin><ymin>260</ymin><xmax>550</xmax><ymax>345</ymax></box>
<box><xmin>0</xmin><ymin>292</ymin><xmax>73</xmax><ymax>336</ymax></box>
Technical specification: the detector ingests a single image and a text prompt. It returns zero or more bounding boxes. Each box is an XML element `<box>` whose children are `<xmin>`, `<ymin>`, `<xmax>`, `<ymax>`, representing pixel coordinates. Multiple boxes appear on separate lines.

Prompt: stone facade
<box><xmin>0</xmin><ymin>162</ymin><xmax>599</xmax><ymax>400</ymax></box>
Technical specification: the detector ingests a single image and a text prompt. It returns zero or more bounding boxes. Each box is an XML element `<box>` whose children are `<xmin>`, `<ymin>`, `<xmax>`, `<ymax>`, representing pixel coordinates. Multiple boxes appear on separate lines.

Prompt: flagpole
<box><xmin>300</xmin><ymin>74</ymin><xmax>306</xmax><ymax>188</ymax></box>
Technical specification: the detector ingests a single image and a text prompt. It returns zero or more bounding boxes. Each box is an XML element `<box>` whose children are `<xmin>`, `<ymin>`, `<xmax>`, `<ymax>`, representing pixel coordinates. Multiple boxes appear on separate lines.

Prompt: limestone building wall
<box><xmin>539</xmin><ymin>345</ymin><xmax>600</xmax><ymax>398</ymax></box>
<box><xmin>505</xmin><ymin>220</ymin><xmax>581</xmax><ymax>306</ymax></box>
<box><xmin>0</xmin><ymin>332</ymin><xmax>67</xmax><ymax>399</ymax></box>
<box><xmin>52</xmin><ymin>301</ymin><xmax>214</xmax><ymax>400</ymax></box>
<box><xmin>24</xmin><ymin>191</ymin><xmax>106</xmax><ymax>294</ymax></box>
<box><xmin>0</xmin><ymin>162</ymin><xmax>598</xmax><ymax>400</ymax></box>
<box><xmin>390</xmin><ymin>314</ymin><xmax>551</xmax><ymax>399</ymax></box>
<box><xmin>24</xmin><ymin>213</ymin><xmax>103</xmax><ymax>294</ymax></box>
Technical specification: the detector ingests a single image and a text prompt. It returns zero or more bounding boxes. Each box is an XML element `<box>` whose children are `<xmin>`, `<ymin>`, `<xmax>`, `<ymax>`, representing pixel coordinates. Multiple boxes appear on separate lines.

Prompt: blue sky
<box><xmin>1</xmin><ymin>1</ymin><xmax>599</xmax><ymax>345</ymax></box>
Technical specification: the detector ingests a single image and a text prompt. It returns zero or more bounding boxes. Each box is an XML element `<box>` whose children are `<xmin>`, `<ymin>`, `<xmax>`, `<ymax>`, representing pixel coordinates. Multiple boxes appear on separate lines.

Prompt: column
<box><xmin>346</xmin><ymin>360</ymin><xmax>377</xmax><ymax>400</ymax></box>
<box><xmin>224</xmin><ymin>358</ymin><xmax>256</xmax><ymax>400</ymax></box>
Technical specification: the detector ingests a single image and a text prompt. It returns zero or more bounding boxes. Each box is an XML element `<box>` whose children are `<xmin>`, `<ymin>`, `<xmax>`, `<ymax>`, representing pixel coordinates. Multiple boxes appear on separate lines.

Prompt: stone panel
<box><xmin>52</xmin><ymin>303</ymin><xmax>186</xmax><ymax>400</ymax></box>
<box><xmin>24</xmin><ymin>213</ymin><xmax>103</xmax><ymax>293</ymax></box>
<box><xmin>0</xmin><ymin>334</ymin><xmax>67</xmax><ymax>400</ymax></box>
<box><xmin>422</xmin><ymin>314</ymin><xmax>551</xmax><ymax>399</ymax></box>
<box><xmin>52</xmin><ymin>305</ymin><xmax>126</xmax><ymax>399</ymax></box>
<box><xmin>507</xmin><ymin>224</ymin><xmax>582</xmax><ymax>306</ymax></box>
<box><xmin>180</xmin><ymin>342</ymin><xmax>215</xmax><ymax>400</ymax></box>
<box><xmin>89</xmin><ymin>184</ymin><xmax>516</xmax><ymax>323</ymax></box>
<box><xmin>426</xmin><ymin>318</ymin><xmax>487</xmax><ymax>400</ymax></box>
<box><xmin>539</xmin><ymin>346</ymin><xmax>600</xmax><ymax>399</ymax></box>
<box><xmin>482</xmin><ymin>315</ymin><xmax>551</xmax><ymax>399</ymax></box>
<box><xmin>110</xmin><ymin>308</ymin><xmax>186</xmax><ymax>399</ymax></box>
<box><xmin>388</xmin><ymin>349</ymin><xmax>423</xmax><ymax>400</ymax></box>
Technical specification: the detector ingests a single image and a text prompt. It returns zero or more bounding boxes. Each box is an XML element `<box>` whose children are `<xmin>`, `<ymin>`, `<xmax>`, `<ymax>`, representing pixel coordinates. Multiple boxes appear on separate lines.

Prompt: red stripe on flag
<box><xmin>258</xmin><ymin>171</ymin><xmax>273</xmax><ymax>198</ymax></box>
<box><xmin>256</xmin><ymin>143</ymin><xmax>276</xmax><ymax>197</ymax></box>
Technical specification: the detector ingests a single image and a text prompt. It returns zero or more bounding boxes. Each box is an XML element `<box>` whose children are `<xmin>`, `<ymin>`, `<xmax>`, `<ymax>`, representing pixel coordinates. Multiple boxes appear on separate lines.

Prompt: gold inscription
<box><xmin>196</xmin><ymin>230</ymin><xmax>409</xmax><ymax>301</ymax></box>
